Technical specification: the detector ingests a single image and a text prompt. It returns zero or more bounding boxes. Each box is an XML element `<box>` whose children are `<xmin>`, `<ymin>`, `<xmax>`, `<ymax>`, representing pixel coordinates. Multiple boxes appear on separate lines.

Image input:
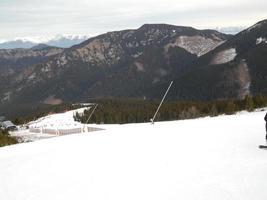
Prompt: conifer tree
<box><xmin>225</xmin><ymin>101</ymin><xmax>237</xmax><ymax>115</ymax></box>
<box><xmin>244</xmin><ymin>95</ymin><xmax>254</xmax><ymax>112</ymax></box>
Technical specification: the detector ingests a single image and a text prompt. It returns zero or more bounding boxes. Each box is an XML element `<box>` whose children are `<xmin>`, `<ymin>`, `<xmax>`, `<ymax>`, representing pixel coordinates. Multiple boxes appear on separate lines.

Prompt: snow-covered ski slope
<box><xmin>1</xmin><ymin>110</ymin><xmax>267</xmax><ymax>200</ymax></box>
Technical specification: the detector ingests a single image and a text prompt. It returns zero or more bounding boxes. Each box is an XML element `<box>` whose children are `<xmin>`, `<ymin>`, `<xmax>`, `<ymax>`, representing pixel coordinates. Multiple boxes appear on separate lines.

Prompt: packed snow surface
<box><xmin>27</xmin><ymin>107</ymin><xmax>88</xmax><ymax>130</ymax></box>
<box><xmin>1</xmin><ymin>110</ymin><xmax>267</xmax><ymax>200</ymax></box>
<box><xmin>211</xmin><ymin>48</ymin><xmax>237</xmax><ymax>65</ymax></box>
<box><xmin>10</xmin><ymin>107</ymin><xmax>94</xmax><ymax>142</ymax></box>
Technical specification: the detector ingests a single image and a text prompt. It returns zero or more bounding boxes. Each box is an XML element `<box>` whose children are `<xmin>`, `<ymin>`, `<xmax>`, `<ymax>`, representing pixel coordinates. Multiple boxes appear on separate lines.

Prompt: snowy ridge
<box><xmin>1</xmin><ymin>110</ymin><xmax>267</xmax><ymax>200</ymax></box>
<box><xmin>4</xmin><ymin>35</ymin><xmax>89</xmax><ymax>45</ymax></box>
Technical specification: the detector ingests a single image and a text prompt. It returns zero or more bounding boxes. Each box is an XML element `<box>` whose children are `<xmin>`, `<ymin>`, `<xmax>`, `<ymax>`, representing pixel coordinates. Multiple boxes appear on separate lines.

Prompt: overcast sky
<box><xmin>1</xmin><ymin>0</ymin><xmax>267</xmax><ymax>40</ymax></box>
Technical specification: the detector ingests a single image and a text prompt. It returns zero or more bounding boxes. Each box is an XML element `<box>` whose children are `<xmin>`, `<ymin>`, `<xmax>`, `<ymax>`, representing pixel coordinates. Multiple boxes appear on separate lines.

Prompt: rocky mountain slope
<box><xmin>155</xmin><ymin>19</ymin><xmax>267</xmax><ymax>101</ymax></box>
<box><xmin>3</xmin><ymin>19</ymin><xmax>267</xmax><ymax>116</ymax></box>
<box><xmin>0</xmin><ymin>44</ymin><xmax>63</xmax><ymax>76</ymax></box>
<box><xmin>0</xmin><ymin>24</ymin><xmax>230</xmax><ymax>109</ymax></box>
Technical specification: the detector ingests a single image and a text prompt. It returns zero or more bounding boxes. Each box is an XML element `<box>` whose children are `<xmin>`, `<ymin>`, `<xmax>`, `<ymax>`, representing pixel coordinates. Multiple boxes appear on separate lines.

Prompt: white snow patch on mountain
<box><xmin>236</xmin><ymin>60</ymin><xmax>251</xmax><ymax>98</ymax></box>
<box><xmin>165</xmin><ymin>35</ymin><xmax>224</xmax><ymax>57</ymax></box>
<box><xmin>1</xmin><ymin>110</ymin><xmax>267</xmax><ymax>200</ymax></box>
<box><xmin>256</xmin><ymin>37</ymin><xmax>267</xmax><ymax>45</ymax></box>
<box><xmin>210</xmin><ymin>48</ymin><xmax>237</xmax><ymax>65</ymax></box>
<box><xmin>131</xmin><ymin>51</ymin><xmax>143</xmax><ymax>58</ymax></box>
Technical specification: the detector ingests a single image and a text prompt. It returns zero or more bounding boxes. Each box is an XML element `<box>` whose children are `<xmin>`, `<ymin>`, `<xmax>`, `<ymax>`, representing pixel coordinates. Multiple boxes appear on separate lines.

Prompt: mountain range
<box><xmin>1</xmin><ymin>20</ymin><xmax>267</xmax><ymax>116</ymax></box>
<box><xmin>0</xmin><ymin>35</ymin><xmax>89</xmax><ymax>49</ymax></box>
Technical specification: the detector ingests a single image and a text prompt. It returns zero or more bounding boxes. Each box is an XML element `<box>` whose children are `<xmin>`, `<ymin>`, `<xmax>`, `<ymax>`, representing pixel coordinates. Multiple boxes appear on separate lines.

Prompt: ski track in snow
<box><xmin>1</xmin><ymin>110</ymin><xmax>267</xmax><ymax>200</ymax></box>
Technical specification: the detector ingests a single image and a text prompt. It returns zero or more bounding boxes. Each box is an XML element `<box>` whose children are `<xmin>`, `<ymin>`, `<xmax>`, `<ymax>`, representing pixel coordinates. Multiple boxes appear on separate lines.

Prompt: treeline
<box><xmin>0</xmin><ymin>130</ymin><xmax>18</xmax><ymax>147</ymax></box>
<box><xmin>75</xmin><ymin>95</ymin><xmax>267</xmax><ymax>124</ymax></box>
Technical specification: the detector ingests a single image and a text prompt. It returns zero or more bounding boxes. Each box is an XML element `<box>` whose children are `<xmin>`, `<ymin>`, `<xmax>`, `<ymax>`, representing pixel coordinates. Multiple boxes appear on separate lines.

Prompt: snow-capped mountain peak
<box><xmin>0</xmin><ymin>35</ymin><xmax>90</xmax><ymax>49</ymax></box>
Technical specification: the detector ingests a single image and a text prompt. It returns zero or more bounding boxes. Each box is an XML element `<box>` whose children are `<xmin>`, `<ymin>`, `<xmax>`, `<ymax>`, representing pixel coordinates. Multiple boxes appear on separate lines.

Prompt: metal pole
<box><xmin>151</xmin><ymin>81</ymin><xmax>173</xmax><ymax>124</ymax></box>
<box><xmin>86</xmin><ymin>104</ymin><xmax>98</xmax><ymax>124</ymax></box>
<box><xmin>83</xmin><ymin>104</ymin><xmax>98</xmax><ymax>132</ymax></box>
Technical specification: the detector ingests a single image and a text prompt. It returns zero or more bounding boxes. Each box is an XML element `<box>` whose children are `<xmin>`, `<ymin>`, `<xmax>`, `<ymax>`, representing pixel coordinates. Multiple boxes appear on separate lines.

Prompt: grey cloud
<box><xmin>0</xmin><ymin>0</ymin><xmax>267</xmax><ymax>39</ymax></box>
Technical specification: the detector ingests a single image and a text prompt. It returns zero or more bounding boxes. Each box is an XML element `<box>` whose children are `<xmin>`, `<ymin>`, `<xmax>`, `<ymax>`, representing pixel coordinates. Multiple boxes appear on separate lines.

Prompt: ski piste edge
<box><xmin>259</xmin><ymin>145</ymin><xmax>267</xmax><ymax>149</ymax></box>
